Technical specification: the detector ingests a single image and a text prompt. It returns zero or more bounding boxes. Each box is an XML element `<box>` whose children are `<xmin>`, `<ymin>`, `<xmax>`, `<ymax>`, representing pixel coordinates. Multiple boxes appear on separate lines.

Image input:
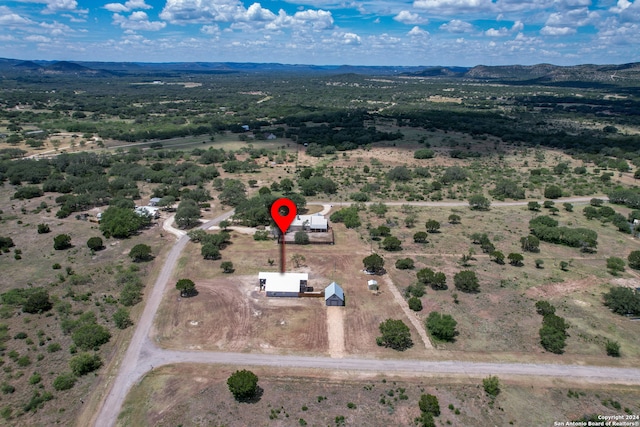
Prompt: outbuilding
<box><xmin>325</xmin><ymin>282</ymin><xmax>345</xmax><ymax>306</ymax></box>
<box><xmin>260</xmin><ymin>272</ymin><xmax>308</xmax><ymax>297</ymax></box>
<box><xmin>367</xmin><ymin>279</ymin><xmax>378</xmax><ymax>291</ymax></box>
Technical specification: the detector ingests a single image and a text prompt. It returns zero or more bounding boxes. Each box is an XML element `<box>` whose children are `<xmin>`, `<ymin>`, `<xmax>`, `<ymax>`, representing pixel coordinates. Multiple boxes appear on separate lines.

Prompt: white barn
<box><xmin>259</xmin><ymin>272</ymin><xmax>308</xmax><ymax>297</ymax></box>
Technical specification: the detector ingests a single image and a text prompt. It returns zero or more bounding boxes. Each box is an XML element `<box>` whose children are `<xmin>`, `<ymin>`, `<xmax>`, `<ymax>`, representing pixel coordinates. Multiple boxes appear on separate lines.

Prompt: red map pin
<box><xmin>271</xmin><ymin>198</ymin><xmax>297</xmax><ymax>233</ymax></box>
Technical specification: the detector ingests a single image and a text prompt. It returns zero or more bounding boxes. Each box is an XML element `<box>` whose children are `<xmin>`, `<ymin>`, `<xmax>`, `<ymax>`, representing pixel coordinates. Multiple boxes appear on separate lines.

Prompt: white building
<box><xmin>259</xmin><ymin>272</ymin><xmax>309</xmax><ymax>297</ymax></box>
<box><xmin>290</xmin><ymin>214</ymin><xmax>328</xmax><ymax>232</ymax></box>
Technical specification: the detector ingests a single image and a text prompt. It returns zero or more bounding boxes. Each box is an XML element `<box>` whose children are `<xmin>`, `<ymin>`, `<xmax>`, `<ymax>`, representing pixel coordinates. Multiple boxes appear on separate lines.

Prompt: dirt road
<box><xmin>91</xmin><ymin>210</ymin><xmax>234</xmax><ymax>427</ymax></box>
<box><xmin>92</xmin><ymin>196</ymin><xmax>631</xmax><ymax>427</ymax></box>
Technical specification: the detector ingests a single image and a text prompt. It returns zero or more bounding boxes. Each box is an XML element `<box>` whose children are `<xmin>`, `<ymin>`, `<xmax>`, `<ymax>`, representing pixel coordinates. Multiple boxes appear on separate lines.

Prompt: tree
<box><xmin>100</xmin><ymin>206</ymin><xmax>149</xmax><ymax>238</ymax></box>
<box><xmin>520</xmin><ymin>235</ymin><xmax>540</xmax><ymax>252</ymax></box>
<box><xmin>628</xmin><ymin>250</ymin><xmax>640</xmax><ymax>270</ymax></box>
<box><xmin>413</xmin><ymin>231</ymin><xmax>428</xmax><ymax>243</ymax></box>
<box><xmin>201</xmin><ymin>243</ymin><xmax>221</xmax><ymax>260</ymax></box>
<box><xmin>221</xmin><ymin>261</ymin><xmax>235</xmax><ymax>273</ymax></box>
<box><xmin>535</xmin><ymin>258</ymin><xmax>544</xmax><ymax>268</ymax></box>
<box><xmin>507</xmin><ymin>252</ymin><xmax>524</xmax><ymax>266</ymax></box>
<box><xmin>544</xmin><ymin>185</ymin><xmax>563</xmax><ymax>199</ymax></box>
<box><xmin>468</xmin><ymin>194</ymin><xmax>490</xmax><ymax>211</ymax></box>
<box><xmin>72</xmin><ymin>323</ymin><xmax>111</xmax><ymax>350</ymax></box>
<box><xmin>227</xmin><ymin>370</ymin><xmax>259</xmax><ymax>401</ymax></box>
<box><xmin>535</xmin><ymin>300</ymin><xmax>555</xmax><ymax>316</ymax></box>
<box><xmin>37</xmin><ymin>223</ymin><xmax>50</xmax><ymax>234</ymax></box>
<box><xmin>22</xmin><ymin>289</ymin><xmax>52</xmax><ymax>314</ymax></box>
<box><xmin>395</xmin><ymin>258</ymin><xmax>414</xmax><ymax>270</ymax></box>
<box><xmin>426</xmin><ymin>311</ymin><xmax>457</xmax><ymax>342</ymax></box>
<box><xmin>363</xmin><ymin>253</ymin><xmax>384</xmax><ymax>274</ymax></box>
<box><xmin>129</xmin><ymin>244</ymin><xmax>153</xmax><ymax>262</ymax></box>
<box><xmin>448</xmin><ymin>214</ymin><xmax>461</xmax><ymax>224</ymax></box>
<box><xmin>482</xmin><ymin>376</ymin><xmax>500</xmax><ymax>399</ymax></box>
<box><xmin>219</xmin><ymin>220</ymin><xmax>230</xmax><ymax>231</ymax></box>
<box><xmin>603</xmin><ymin>286</ymin><xmax>640</xmax><ymax>316</ymax></box>
<box><xmin>490</xmin><ymin>250</ymin><xmax>505</xmax><ymax>265</ymax></box>
<box><xmin>86</xmin><ymin>237</ymin><xmax>104</xmax><ymax>251</ymax></box>
<box><xmin>419</xmin><ymin>394</ymin><xmax>440</xmax><ymax>417</ymax></box>
<box><xmin>425</xmin><ymin>219</ymin><xmax>440</xmax><ymax>233</ymax></box>
<box><xmin>408</xmin><ymin>297</ymin><xmax>422</xmax><ymax>311</ymax></box>
<box><xmin>294</xmin><ymin>231</ymin><xmax>310</xmax><ymax>245</ymax></box>
<box><xmin>453</xmin><ymin>270</ymin><xmax>479</xmax><ymax>293</ymax></box>
<box><xmin>381</xmin><ymin>236</ymin><xmax>402</xmax><ymax>251</ymax></box>
<box><xmin>176</xmin><ymin>278</ymin><xmax>196</xmax><ymax>297</ymax></box>
<box><xmin>527</xmin><ymin>201</ymin><xmax>541</xmax><ymax>211</ymax></box>
<box><xmin>606</xmin><ymin>340</ymin><xmax>621</xmax><ymax>357</ymax></box>
<box><xmin>560</xmin><ymin>261</ymin><xmax>569</xmax><ymax>271</ymax></box>
<box><xmin>70</xmin><ymin>353</ymin><xmax>102</xmax><ymax>376</ymax></box>
<box><xmin>175</xmin><ymin>199</ymin><xmax>201</xmax><ymax>229</ymax></box>
<box><xmin>607</xmin><ymin>257</ymin><xmax>625</xmax><ymax>275</ymax></box>
<box><xmin>113</xmin><ymin>307</ymin><xmax>132</xmax><ymax>329</ymax></box>
<box><xmin>376</xmin><ymin>319</ymin><xmax>413</xmax><ymax>351</ymax></box>
<box><xmin>53</xmin><ymin>234</ymin><xmax>72</xmax><ymax>250</ymax></box>
<box><xmin>387</xmin><ymin>166</ymin><xmax>412</xmax><ymax>181</ymax></box>
<box><xmin>291</xmin><ymin>253</ymin><xmax>306</xmax><ymax>268</ymax></box>
<box><xmin>563</xmin><ymin>202</ymin><xmax>573</xmax><ymax>212</ymax></box>
<box><xmin>218</xmin><ymin>179</ymin><xmax>247</xmax><ymax>207</ymax></box>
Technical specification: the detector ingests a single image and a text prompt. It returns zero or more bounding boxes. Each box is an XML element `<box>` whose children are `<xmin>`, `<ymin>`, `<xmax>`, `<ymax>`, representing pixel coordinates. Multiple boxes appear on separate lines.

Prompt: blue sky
<box><xmin>0</xmin><ymin>0</ymin><xmax>638</xmax><ymax>66</ymax></box>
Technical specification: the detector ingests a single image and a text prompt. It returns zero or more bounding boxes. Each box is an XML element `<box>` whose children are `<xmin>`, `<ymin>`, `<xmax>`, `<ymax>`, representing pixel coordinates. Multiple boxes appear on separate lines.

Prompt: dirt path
<box><xmin>90</xmin><ymin>210</ymin><xmax>234</xmax><ymax>427</ymax></box>
<box><xmin>326</xmin><ymin>306</ymin><xmax>345</xmax><ymax>358</ymax></box>
<box><xmin>381</xmin><ymin>275</ymin><xmax>434</xmax><ymax>350</ymax></box>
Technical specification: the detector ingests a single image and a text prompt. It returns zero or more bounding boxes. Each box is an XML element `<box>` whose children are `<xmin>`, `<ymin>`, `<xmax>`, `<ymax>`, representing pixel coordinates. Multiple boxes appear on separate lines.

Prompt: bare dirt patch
<box><xmin>153</xmin><ymin>274</ymin><xmax>328</xmax><ymax>354</ymax></box>
<box><xmin>118</xmin><ymin>363</ymin><xmax>640</xmax><ymax>427</ymax></box>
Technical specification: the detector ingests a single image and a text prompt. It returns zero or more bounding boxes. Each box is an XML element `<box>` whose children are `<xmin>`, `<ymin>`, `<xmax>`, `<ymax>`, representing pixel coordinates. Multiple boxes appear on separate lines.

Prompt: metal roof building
<box><xmin>325</xmin><ymin>282</ymin><xmax>345</xmax><ymax>306</ymax></box>
<box><xmin>259</xmin><ymin>272</ymin><xmax>308</xmax><ymax>297</ymax></box>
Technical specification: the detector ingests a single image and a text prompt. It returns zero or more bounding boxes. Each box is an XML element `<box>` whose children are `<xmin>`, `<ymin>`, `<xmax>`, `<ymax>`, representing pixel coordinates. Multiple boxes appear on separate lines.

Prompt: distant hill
<box><xmin>461</xmin><ymin>63</ymin><xmax>640</xmax><ymax>83</ymax></box>
<box><xmin>0</xmin><ymin>58</ymin><xmax>638</xmax><ymax>83</ymax></box>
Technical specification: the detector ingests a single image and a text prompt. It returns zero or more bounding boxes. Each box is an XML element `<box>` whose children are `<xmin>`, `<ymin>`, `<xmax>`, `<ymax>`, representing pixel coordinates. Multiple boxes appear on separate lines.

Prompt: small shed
<box><xmin>149</xmin><ymin>197</ymin><xmax>162</xmax><ymax>206</ymax></box>
<box><xmin>325</xmin><ymin>282</ymin><xmax>345</xmax><ymax>306</ymax></box>
<box><xmin>367</xmin><ymin>279</ymin><xmax>378</xmax><ymax>291</ymax></box>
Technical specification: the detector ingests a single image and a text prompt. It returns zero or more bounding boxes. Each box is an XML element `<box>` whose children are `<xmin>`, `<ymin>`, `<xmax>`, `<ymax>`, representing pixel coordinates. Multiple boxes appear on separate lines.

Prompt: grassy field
<box><xmin>0</xmin><ymin>185</ymin><xmax>171</xmax><ymax>426</ymax></box>
<box><xmin>118</xmin><ymin>363</ymin><xmax>640</xmax><ymax>427</ymax></box>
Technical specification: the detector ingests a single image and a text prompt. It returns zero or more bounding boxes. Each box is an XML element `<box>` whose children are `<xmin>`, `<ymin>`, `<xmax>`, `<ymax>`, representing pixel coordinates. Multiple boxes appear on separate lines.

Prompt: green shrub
<box><xmin>53</xmin><ymin>373</ymin><xmax>77</xmax><ymax>391</ymax></box>
<box><xmin>70</xmin><ymin>353</ymin><xmax>102</xmax><ymax>376</ymax></box>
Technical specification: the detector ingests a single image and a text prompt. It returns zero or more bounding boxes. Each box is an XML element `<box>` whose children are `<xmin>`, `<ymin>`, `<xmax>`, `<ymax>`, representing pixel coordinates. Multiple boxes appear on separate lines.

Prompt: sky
<box><xmin>0</xmin><ymin>0</ymin><xmax>639</xmax><ymax>66</ymax></box>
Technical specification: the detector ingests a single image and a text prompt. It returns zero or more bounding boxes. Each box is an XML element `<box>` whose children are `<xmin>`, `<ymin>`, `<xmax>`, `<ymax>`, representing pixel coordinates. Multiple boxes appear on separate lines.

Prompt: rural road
<box><xmin>93</xmin><ymin>196</ymin><xmax>630</xmax><ymax>427</ymax></box>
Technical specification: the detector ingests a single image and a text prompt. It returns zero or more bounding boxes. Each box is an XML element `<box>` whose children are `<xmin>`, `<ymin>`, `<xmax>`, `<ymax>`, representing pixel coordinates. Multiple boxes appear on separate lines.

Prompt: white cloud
<box><xmin>40</xmin><ymin>21</ymin><xmax>74</xmax><ymax>36</ymax></box>
<box><xmin>267</xmin><ymin>9</ymin><xmax>334</xmax><ymax>31</ymax></box>
<box><xmin>14</xmin><ymin>0</ymin><xmax>88</xmax><ymax>15</ymax></box>
<box><xmin>201</xmin><ymin>24</ymin><xmax>220</xmax><ymax>34</ymax></box>
<box><xmin>25</xmin><ymin>35</ymin><xmax>51</xmax><ymax>42</ymax></box>
<box><xmin>104</xmin><ymin>3</ymin><xmax>129</xmax><ymax>13</ymax></box>
<box><xmin>408</xmin><ymin>26</ymin><xmax>429</xmax><ymax>37</ymax></box>
<box><xmin>439</xmin><ymin>19</ymin><xmax>474</xmax><ymax>33</ymax></box>
<box><xmin>394</xmin><ymin>10</ymin><xmax>428</xmax><ymax>25</ymax></box>
<box><xmin>540</xmin><ymin>26</ymin><xmax>576</xmax><ymax>36</ymax></box>
<box><xmin>160</xmin><ymin>0</ymin><xmax>246</xmax><ymax>24</ymax></box>
<box><xmin>414</xmin><ymin>0</ymin><xmax>493</xmax><ymax>14</ymax></box>
<box><xmin>113</xmin><ymin>11</ymin><xmax>167</xmax><ymax>30</ymax></box>
<box><xmin>342</xmin><ymin>32</ymin><xmax>361</xmax><ymax>45</ymax></box>
<box><xmin>484</xmin><ymin>20</ymin><xmax>523</xmax><ymax>37</ymax></box>
<box><xmin>0</xmin><ymin>6</ymin><xmax>35</xmax><ymax>26</ymax></box>
<box><xmin>610</xmin><ymin>0</ymin><xmax>640</xmax><ymax>21</ymax></box>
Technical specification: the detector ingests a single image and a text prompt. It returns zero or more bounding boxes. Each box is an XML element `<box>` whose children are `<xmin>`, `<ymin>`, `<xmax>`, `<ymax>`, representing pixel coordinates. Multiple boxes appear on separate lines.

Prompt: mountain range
<box><xmin>1</xmin><ymin>58</ymin><xmax>639</xmax><ymax>84</ymax></box>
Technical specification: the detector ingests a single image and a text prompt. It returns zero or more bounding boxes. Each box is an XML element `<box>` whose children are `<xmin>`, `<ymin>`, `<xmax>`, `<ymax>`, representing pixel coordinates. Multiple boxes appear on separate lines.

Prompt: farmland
<box><xmin>0</xmin><ymin>62</ymin><xmax>640</xmax><ymax>426</ymax></box>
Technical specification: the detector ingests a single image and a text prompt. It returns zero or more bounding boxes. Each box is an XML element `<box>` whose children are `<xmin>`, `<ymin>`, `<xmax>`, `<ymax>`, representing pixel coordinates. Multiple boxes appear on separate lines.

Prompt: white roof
<box><xmin>259</xmin><ymin>272</ymin><xmax>308</xmax><ymax>293</ymax></box>
<box><xmin>368</xmin><ymin>280</ymin><xmax>378</xmax><ymax>285</ymax></box>
<box><xmin>291</xmin><ymin>214</ymin><xmax>328</xmax><ymax>229</ymax></box>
